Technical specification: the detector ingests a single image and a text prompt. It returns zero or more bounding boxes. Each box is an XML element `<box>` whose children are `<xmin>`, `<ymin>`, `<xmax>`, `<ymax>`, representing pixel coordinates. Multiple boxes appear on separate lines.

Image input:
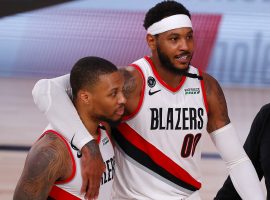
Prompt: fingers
<box><xmin>80</xmin><ymin>140</ymin><xmax>106</xmax><ymax>200</ymax></box>
<box><xmin>80</xmin><ymin>172</ymin><xmax>88</xmax><ymax>195</ymax></box>
<box><xmin>84</xmin><ymin>179</ymin><xmax>99</xmax><ymax>200</ymax></box>
<box><xmin>84</xmin><ymin>163</ymin><xmax>105</xmax><ymax>199</ymax></box>
<box><xmin>82</xmin><ymin>168</ymin><xmax>104</xmax><ymax>200</ymax></box>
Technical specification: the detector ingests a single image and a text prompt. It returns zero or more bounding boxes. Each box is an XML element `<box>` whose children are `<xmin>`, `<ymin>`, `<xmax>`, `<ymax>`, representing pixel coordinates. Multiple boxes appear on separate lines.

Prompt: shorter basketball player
<box><xmin>13</xmin><ymin>56</ymin><xmax>126</xmax><ymax>200</ymax></box>
<box><xmin>215</xmin><ymin>103</ymin><xmax>270</xmax><ymax>199</ymax></box>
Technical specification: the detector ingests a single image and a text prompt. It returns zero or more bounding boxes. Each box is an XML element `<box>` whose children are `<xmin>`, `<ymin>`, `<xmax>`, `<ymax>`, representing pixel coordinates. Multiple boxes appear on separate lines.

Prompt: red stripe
<box><xmin>41</xmin><ymin>130</ymin><xmax>76</xmax><ymax>184</ymax></box>
<box><xmin>117</xmin><ymin>123</ymin><xmax>201</xmax><ymax>189</ymax></box>
<box><xmin>122</xmin><ymin>64</ymin><xmax>145</xmax><ymax>121</ymax></box>
<box><xmin>49</xmin><ymin>186</ymin><xmax>81</xmax><ymax>200</ymax></box>
<box><xmin>144</xmin><ymin>56</ymin><xmax>187</xmax><ymax>93</ymax></box>
<box><xmin>198</xmin><ymin>70</ymin><xmax>209</xmax><ymax>113</ymax></box>
<box><xmin>97</xmin><ymin>128</ymin><xmax>101</xmax><ymax>144</ymax></box>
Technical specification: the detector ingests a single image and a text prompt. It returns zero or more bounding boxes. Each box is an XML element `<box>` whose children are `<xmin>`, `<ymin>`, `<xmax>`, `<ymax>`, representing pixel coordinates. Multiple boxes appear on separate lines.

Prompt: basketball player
<box><xmin>31</xmin><ymin>1</ymin><xmax>265</xmax><ymax>199</ymax></box>
<box><xmin>14</xmin><ymin>57</ymin><xmax>126</xmax><ymax>200</ymax></box>
<box><xmin>215</xmin><ymin>103</ymin><xmax>270</xmax><ymax>199</ymax></box>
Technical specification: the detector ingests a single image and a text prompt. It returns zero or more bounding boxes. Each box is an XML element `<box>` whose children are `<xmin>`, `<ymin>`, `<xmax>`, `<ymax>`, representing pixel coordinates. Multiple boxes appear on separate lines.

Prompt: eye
<box><xmin>187</xmin><ymin>34</ymin><xmax>193</xmax><ymax>40</ymax></box>
<box><xmin>111</xmin><ymin>91</ymin><xmax>117</xmax><ymax>97</ymax></box>
<box><xmin>109</xmin><ymin>90</ymin><xmax>117</xmax><ymax>97</ymax></box>
<box><xmin>170</xmin><ymin>36</ymin><xmax>178</xmax><ymax>42</ymax></box>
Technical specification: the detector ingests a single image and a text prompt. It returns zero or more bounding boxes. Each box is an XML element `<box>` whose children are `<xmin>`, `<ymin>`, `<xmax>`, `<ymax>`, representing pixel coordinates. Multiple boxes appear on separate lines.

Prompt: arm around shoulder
<box><xmin>32</xmin><ymin>74</ymin><xmax>94</xmax><ymax>150</ymax></box>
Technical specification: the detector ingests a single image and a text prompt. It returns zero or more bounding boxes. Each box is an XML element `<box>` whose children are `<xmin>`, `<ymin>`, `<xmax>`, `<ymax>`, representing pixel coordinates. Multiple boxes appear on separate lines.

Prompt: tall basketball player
<box><xmin>31</xmin><ymin>1</ymin><xmax>265</xmax><ymax>199</ymax></box>
<box><xmin>14</xmin><ymin>57</ymin><xmax>126</xmax><ymax>200</ymax></box>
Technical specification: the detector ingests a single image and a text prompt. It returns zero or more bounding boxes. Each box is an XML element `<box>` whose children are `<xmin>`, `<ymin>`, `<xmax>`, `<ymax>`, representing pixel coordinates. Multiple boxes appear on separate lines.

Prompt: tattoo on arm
<box><xmin>14</xmin><ymin>133</ymin><xmax>68</xmax><ymax>200</ymax></box>
<box><xmin>215</xmin><ymin>81</ymin><xmax>230</xmax><ymax>125</ymax></box>
<box><xmin>85</xmin><ymin>140</ymin><xmax>101</xmax><ymax>157</ymax></box>
<box><xmin>203</xmin><ymin>73</ymin><xmax>230</xmax><ymax>132</ymax></box>
<box><xmin>120</xmin><ymin>69</ymin><xmax>137</xmax><ymax>98</ymax></box>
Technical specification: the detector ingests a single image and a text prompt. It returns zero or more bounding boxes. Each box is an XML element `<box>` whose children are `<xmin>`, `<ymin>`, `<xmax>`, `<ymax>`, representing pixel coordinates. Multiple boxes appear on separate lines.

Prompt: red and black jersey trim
<box><xmin>48</xmin><ymin>186</ymin><xmax>81</xmax><ymax>200</ymax></box>
<box><xmin>112</xmin><ymin>123</ymin><xmax>201</xmax><ymax>192</ymax></box>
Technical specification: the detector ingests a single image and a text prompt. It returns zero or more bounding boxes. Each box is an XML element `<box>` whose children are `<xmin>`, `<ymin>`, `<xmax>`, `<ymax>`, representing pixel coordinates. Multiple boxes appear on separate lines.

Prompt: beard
<box><xmin>98</xmin><ymin>115</ymin><xmax>123</xmax><ymax>127</ymax></box>
<box><xmin>157</xmin><ymin>44</ymin><xmax>190</xmax><ymax>75</ymax></box>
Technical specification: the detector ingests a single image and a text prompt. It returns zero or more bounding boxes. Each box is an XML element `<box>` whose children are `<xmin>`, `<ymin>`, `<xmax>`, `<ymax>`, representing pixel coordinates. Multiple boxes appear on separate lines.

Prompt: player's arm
<box><xmin>13</xmin><ymin>133</ymin><xmax>70</xmax><ymax>200</ymax></box>
<box><xmin>32</xmin><ymin>74</ymin><xmax>94</xmax><ymax>149</ymax></box>
<box><xmin>203</xmin><ymin>73</ymin><xmax>265</xmax><ymax>200</ymax></box>
<box><xmin>32</xmin><ymin>75</ymin><xmax>105</xmax><ymax>199</ymax></box>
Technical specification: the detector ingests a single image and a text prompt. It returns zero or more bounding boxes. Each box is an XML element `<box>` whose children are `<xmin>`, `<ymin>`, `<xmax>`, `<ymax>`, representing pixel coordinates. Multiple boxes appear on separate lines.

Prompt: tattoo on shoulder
<box><xmin>120</xmin><ymin>69</ymin><xmax>137</xmax><ymax>98</ymax></box>
<box><xmin>29</xmin><ymin>134</ymin><xmax>59</xmax><ymax>176</ymax></box>
<box><xmin>15</xmin><ymin>134</ymin><xmax>63</xmax><ymax>199</ymax></box>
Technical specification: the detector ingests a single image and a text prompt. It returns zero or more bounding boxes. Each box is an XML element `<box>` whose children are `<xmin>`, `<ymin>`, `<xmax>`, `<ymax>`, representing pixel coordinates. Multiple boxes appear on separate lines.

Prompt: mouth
<box><xmin>115</xmin><ymin>106</ymin><xmax>125</xmax><ymax>116</ymax></box>
<box><xmin>175</xmin><ymin>53</ymin><xmax>190</xmax><ymax>63</ymax></box>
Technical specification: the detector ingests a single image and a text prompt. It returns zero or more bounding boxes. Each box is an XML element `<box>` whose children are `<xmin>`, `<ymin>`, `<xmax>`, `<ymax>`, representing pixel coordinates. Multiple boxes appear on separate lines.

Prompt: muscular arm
<box><xmin>203</xmin><ymin>73</ymin><xmax>230</xmax><ymax>132</ymax></box>
<box><xmin>13</xmin><ymin>133</ymin><xmax>71</xmax><ymax>200</ymax></box>
<box><xmin>203</xmin><ymin>73</ymin><xmax>265</xmax><ymax>199</ymax></box>
<box><xmin>32</xmin><ymin>74</ymin><xmax>93</xmax><ymax>150</ymax></box>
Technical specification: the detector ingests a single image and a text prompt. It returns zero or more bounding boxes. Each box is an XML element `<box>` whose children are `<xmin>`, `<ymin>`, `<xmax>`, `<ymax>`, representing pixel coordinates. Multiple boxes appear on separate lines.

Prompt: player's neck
<box><xmin>151</xmin><ymin>56</ymin><xmax>184</xmax><ymax>88</ymax></box>
<box><xmin>77</xmin><ymin>108</ymin><xmax>100</xmax><ymax>139</ymax></box>
<box><xmin>82</xmin><ymin>117</ymin><xmax>100</xmax><ymax>139</ymax></box>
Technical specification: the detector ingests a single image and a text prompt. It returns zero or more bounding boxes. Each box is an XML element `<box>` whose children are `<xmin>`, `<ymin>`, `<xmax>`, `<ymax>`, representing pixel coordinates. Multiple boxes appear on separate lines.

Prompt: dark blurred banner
<box><xmin>0</xmin><ymin>0</ymin><xmax>73</xmax><ymax>17</ymax></box>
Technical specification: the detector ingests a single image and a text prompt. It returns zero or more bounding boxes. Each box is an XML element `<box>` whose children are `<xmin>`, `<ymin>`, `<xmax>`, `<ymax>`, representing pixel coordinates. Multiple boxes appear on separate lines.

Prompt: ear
<box><xmin>146</xmin><ymin>34</ymin><xmax>157</xmax><ymax>51</ymax></box>
<box><xmin>78</xmin><ymin>89</ymin><xmax>92</xmax><ymax>104</ymax></box>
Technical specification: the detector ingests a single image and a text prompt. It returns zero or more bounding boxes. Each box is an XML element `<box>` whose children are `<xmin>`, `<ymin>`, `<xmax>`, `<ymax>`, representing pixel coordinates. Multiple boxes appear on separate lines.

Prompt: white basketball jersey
<box><xmin>112</xmin><ymin>56</ymin><xmax>208</xmax><ymax>200</ymax></box>
<box><xmin>45</xmin><ymin>125</ymin><xmax>115</xmax><ymax>200</ymax></box>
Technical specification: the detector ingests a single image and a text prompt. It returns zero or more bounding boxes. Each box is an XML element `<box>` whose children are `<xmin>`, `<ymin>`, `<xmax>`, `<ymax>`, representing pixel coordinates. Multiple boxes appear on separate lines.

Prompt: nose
<box><xmin>179</xmin><ymin>38</ymin><xmax>189</xmax><ymax>51</ymax></box>
<box><xmin>118</xmin><ymin>92</ymin><xmax>127</xmax><ymax>104</ymax></box>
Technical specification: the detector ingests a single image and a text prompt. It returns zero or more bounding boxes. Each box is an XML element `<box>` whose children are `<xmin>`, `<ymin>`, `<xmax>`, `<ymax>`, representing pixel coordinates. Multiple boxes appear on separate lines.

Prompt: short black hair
<box><xmin>70</xmin><ymin>56</ymin><xmax>117</xmax><ymax>98</ymax></box>
<box><xmin>143</xmin><ymin>0</ymin><xmax>191</xmax><ymax>30</ymax></box>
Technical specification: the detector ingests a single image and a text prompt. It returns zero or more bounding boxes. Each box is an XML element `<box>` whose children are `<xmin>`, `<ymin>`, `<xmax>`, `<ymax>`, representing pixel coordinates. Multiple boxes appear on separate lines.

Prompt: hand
<box><xmin>80</xmin><ymin>140</ymin><xmax>106</xmax><ymax>200</ymax></box>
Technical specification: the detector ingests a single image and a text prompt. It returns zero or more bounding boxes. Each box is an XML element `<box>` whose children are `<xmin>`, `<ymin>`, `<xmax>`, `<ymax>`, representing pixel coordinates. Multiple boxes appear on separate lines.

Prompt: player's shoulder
<box><xmin>32</xmin><ymin>131</ymin><xmax>68</xmax><ymax>158</ymax></box>
<box><xmin>201</xmin><ymin>72</ymin><xmax>223</xmax><ymax>97</ymax></box>
<box><xmin>26</xmin><ymin>133</ymin><xmax>63</xmax><ymax>170</ymax></box>
<box><xmin>201</xmin><ymin>72</ymin><xmax>218</xmax><ymax>84</ymax></box>
<box><xmin>120</xmin><ymin>66</ymin><xmax>144</xmax><ymax>95</ymax></box>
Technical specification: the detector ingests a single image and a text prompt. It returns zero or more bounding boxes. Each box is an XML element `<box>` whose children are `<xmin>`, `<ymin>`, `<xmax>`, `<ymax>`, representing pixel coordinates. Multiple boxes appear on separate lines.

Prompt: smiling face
<box><xmin>89</xmin><ymin>71</ymin><xmax>126</xmax><ymax>123</ymax></box>
<box><xmin>151</xmin><ymin>27</ymin><xmax>194</xmax><ymax>74</ymax></box>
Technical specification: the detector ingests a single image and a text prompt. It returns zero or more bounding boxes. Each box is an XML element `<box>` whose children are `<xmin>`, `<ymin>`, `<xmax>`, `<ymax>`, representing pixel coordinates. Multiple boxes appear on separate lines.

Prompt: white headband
<box><xmin>147</xmin><ymin>14</ymin><xmax>192</xmax><ymax>35</ymax></box>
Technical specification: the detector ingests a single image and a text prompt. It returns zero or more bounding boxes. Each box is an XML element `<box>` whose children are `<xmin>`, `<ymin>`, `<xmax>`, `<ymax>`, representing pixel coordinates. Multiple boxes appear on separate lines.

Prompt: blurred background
<box><xmin>0</xmin><ymin>0</ymin><xmax>269</xmax><ymax>199</ymax></box>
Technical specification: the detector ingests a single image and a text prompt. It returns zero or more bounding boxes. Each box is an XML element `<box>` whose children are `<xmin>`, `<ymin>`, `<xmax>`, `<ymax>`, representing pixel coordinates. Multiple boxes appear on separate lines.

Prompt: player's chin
<box><xmin>109</xmin><ymin>116</ymin><xmax>123</xmax><ymax>127</ymax></box>
<box><xmin>112</xmin><ymin>112</ymin><xmax>124</xmax><ymax>121</ymax></box>
<box><xmin>174</xmin><ymin>61</ymin><xmax>189</xmax><ymax>69</ymax></box>
<box><xmin>174</xmin><ymin>64</ymin><xmax>189</xmax><ymax>71</ymax></box>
